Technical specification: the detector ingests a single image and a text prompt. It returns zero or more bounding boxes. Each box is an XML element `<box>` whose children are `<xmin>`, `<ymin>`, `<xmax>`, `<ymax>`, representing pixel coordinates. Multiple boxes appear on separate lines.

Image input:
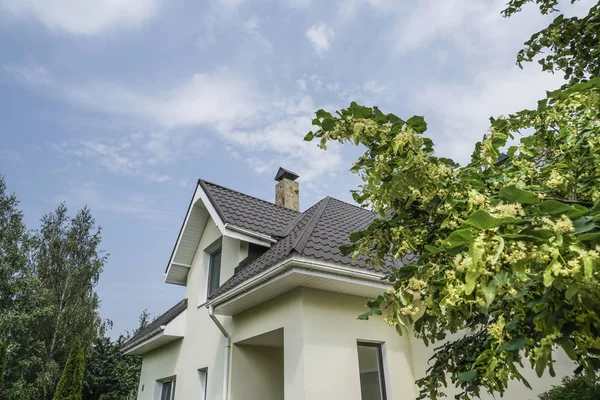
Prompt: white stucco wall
<box><xmin>136</xmin><ymin>217</ymin><xmax>248</xmax><ymax>400</ymax></box>
<box><xmin>230</xmin><ymin>345</ymin><xmax>284</xmax><ymax>400</ymax></box>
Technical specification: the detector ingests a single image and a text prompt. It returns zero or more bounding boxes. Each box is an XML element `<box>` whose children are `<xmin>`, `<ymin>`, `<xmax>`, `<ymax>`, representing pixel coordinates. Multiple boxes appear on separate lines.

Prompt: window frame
<box><xmin>356</xmin><ymin>341</ymin><xmax>388</xmax><ymax>400</ymax></box>
<box><xmin>198</xmin><ymin>368</ymin><xmax>208</xmax><ymax>400</ymax></box>
<box><xmin>207</xmin><ymin>246</ymin><xmax>222</xmax><ymax>297</ymax></box>
<box><xmin>159</xmin><ymin>378</ymin><xmax>176</xmax><ymax>400</ymax></box>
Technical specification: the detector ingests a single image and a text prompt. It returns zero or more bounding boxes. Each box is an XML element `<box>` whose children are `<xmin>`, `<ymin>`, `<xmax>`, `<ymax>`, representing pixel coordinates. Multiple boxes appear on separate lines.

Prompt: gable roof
<box><xmin>123</xmin><ymin>298</ymin><xmax>187</xmax><ymax>351</ymax></box>
<box><xmin>209</xmin><ymin>196</ymin><xmax>415</xmax><ymax>300</ymax></box>
<box><xmin>199</xmin><ymin>179</ymin><xmax>300</xmax><ymax>238</ymax></box>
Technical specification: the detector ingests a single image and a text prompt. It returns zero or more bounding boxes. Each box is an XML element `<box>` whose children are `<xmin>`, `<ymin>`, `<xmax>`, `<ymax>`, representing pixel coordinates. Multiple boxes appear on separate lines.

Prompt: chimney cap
<box><xmin>274</xmin><ymin>167</ymin><xmax>299</xmax><ymax>182</ymax></box>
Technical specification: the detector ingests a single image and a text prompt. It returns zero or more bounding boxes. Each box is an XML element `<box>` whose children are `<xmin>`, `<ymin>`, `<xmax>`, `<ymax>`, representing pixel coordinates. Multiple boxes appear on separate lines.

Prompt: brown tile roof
<box><xmin>209</xmin><ymin>196</ymin><xmax>415</xmax><ymax>299</ymax></box>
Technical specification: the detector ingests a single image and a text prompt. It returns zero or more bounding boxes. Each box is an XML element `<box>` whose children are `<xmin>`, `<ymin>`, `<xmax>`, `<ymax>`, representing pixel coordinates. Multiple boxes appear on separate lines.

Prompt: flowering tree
<box><xmin>305</xmin><ymin>1</ymin><xmax>600</xmax><ymax>398</ymax></box>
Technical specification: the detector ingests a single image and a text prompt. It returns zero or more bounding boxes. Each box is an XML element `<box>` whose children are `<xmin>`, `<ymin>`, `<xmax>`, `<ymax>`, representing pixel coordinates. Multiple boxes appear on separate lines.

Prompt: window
<box><xmin>207</xmin><ymin>247</ymin><xmax>222</xmax><ymax>296</ymax></box>
<box><xmin>357</xmin><ymin>342</ymin><xmax>387</xmax><ymax>400</ymax></box>
<box><xmin>198</xmin><ymin>368</ymin><xmax>208</xmax><ymax>400</ymax></box>
<box><xmin>160</xmin><ymin>379</ymin><xmax>176</xmax><ymax>400</ymax></box>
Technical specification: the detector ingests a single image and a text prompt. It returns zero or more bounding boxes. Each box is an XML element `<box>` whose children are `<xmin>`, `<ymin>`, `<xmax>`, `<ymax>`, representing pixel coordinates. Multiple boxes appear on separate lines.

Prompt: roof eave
<box><xmin>207</xmin><ymin>256</ymin><xmax>389</xmax><ymax>316</ymax></box>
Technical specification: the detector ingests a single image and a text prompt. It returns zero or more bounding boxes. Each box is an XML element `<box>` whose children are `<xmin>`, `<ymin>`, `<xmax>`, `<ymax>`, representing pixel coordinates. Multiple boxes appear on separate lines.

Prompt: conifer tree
<box><xmin>54</xmin><ymin>339</ymin><xmax>85</xmax><ymax>400</ymax></box>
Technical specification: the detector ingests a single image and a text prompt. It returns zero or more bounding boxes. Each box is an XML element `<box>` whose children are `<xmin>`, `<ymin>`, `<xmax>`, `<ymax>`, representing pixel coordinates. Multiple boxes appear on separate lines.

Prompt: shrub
<box><xmin>538</xmin><ymin>374</ymin><xmax>600</xmax><ymax>400</ymax></box>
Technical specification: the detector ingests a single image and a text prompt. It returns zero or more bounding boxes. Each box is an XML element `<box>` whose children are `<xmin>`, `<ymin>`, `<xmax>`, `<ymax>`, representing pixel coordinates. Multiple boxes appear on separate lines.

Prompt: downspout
<box><xmin>208</xmin><ymin>305</ymin><xmax>230</xmax><ymax>400</ymax></box>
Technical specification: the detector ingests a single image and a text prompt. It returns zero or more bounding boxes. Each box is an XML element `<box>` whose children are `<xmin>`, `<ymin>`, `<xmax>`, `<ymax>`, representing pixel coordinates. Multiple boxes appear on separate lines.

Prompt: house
<box><xmin>123</xmin><ymin>168</ymin><xmax>573</xmax><ymax>400</ymax></box>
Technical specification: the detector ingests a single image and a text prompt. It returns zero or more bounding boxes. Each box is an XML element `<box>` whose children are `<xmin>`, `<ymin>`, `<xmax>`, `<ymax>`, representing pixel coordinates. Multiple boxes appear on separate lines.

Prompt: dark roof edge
<box><xmin>292</xmin><ymin>197</ymin><xmax>331</xmax><ymax>254</ymax></box>
<box><xmin>198</xmin><ymin>179</ymin><xmax>228</xmax><ymax>224</ymax></box>
<box><xmin>198</xmin><ymin>178</ymin><xmax>302</xmax><ymax>214</ymax></box>
<box><xmin>123</xmin><ymin>298</ymin><xmax>188</xmax><ymax>351</ymax></box>
<box><xmin>165</xmin><ymin>184</ymin><xmax>200</xmax><ymax>273</ymax></box>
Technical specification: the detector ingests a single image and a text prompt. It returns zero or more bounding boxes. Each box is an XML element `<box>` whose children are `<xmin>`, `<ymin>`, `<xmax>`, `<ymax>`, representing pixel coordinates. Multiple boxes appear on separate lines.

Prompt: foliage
<box><xmin>0</xmin><ymin>340</ymin><xmax>7</xmax><ymax>389</ymax></box>
<box><xmin>306</xmin><ymin>0</ymin><xmax>600</xmax><ymax>398</ymax></box>
<box><xmin>0</xmin><ymin>176</ymin><xmax>51</xmax><ymax>399</ymax></box>
<box><xmin>306</xmin><ymin>77</ymin><xmax>600</xmax><ymax>398</ymax></box>
<box><xmin>54</xmin><ymin>339</ymin><xmax>85</xmax><ymax>400</ymax></box>
<box><xmin>35</xmin><ymin>204</ymin><xmax>107</xmax><ymax>398</ymax></box>
<box><xmin>82</xmin><ymin>317</ymin><xmax>147</xmax><ymax>400</ymax></box>
<box><xmin>0</xmin><ymin>177</ymin><xmax>109</xmax><ymax>399</ymax></box>
<box><xmin>537</xmin><ymin>374</ymin><xmax>600</xmax><ymax>400</ymax></box>
<box><xmin>502</xmin><ymin>0</ymin><xmax>600</xmax><ymax>82</ymax></box>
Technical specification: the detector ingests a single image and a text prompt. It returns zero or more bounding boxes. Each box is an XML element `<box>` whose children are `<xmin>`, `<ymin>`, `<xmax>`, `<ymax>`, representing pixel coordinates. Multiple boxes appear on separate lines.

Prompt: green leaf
<box><xmin>544</xmin><ymin>257</ymin><xmax>559</xmax><ymax>287</ymax></box>
<box><xmin>465</xmin><ymin>271</ymin><xmax>479</xmax><ymax>295</ymax></box>
<box><xmin>535</xmin><ymin>200</ymin><xmax>574</xmax><ymax>216</ymax></box>
<box><xmin>465</xmin><ymin>210</ymin><xmax>521</xmax><ymax>230</ymax></box>
<box><xmin>573</xmin><ymin>217</ymin><xmax>596</xmax><ymax>234</ymax></box>
<box><xmin>565</xmin><ymin>284</ymin><xmax>578</xmax><ymax>300</ymax></box>
<box><xmin>482</xmin><ymin>280</ymin><xmax>497</xmax><ymax>306</ymax></box>
<box><xmin>443</xmin><ymin>229</ymin><xmax>474</xmax><ymax>250</ymax></box>
<box><xmin>498</xmin><ymin>336</ymin><xmax>526</xmax><ymax>352</ymax></box>
<box><xmin>406</xmin><ymin>115</ymin><xmax>427</xmax><ymax>134</ymax></box>
<box><xmin>304</xmin><ymin>131</ymin><xmax>314</xmax><ymax>141</ymax></box>
<box><xmin>498</xmin><ymin>185</ymin><xmax>540</xmax><ymax>205</ymax></box>
<box><xmin>424</xmin><ymin>245</ymin><xmax>444</xmax><ymax>254</ymax></box>
<box><xmin>577</xmin><ymin>232</ymin><xmax>600</xmax><ymax>242</ymax></box>
<box><xmin>315</xmin><ymin>109</ymin><xmax>333</xmax><ymax>119</ymax></box>
<box><xmin>457</xmin><ymin>369</ymin><xmax>478</xmax><ymax>382</ymax></box>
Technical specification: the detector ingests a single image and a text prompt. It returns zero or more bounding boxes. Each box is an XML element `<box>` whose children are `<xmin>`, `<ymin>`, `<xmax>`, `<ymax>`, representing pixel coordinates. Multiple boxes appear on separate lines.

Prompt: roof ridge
<box><xmin>278</xmin><ymin>197</ymin><xmax>326</xmax><ymax>237</ymax></box>
<box><xmin>198</xmin><ymin>178</ymin><xmax>301</xmax><ymax>214</ymax></box>
<box><xmin>292</xmin><ymin>197</ymin><xmax>331</xmax><ymax>254</ymax></box>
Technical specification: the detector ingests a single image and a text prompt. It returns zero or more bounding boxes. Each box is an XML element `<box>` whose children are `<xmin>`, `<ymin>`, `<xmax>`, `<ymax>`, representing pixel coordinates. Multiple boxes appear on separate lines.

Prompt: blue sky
<box><xmin>0</xmin><ymin>0</ymin><xmax>589</xmax><ymax>336</ymax></box>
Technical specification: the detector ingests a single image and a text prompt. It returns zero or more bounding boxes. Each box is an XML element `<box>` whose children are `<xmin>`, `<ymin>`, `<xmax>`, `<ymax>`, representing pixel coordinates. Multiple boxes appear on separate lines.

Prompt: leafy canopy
<box><xmin>503</xmin><ymin>0</ymin><xmax>600</xmax><ymax>82</ymax></box>
<box><xmin>306</xmin><ymin>78</ymin><xmax>600</xmax><ymax>398</ymax></box>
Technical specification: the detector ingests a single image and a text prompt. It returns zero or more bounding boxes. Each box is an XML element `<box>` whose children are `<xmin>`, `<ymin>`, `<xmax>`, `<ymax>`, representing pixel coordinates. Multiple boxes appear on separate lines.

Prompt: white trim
<box><xmin>123</xmin><ymin>329</ymin><xmax>165</xmax><ymax>355</ymax></box>
<box><xmin>165</xmin><ymin>183</ymin><xmax>274</xmax><ymax>284</ymax></box>
<box><xmin>171</xmin><ymin>262</ymin><xmax>191</xmax><ymax>268</ymax></box>
<box><xmin>224</xmin><ymin>224</ymin><xmax>277</xmax><ymax>244</ymax></box>
<box><xmin>164</xmin><ymin>184</ymin><xmax>204</xmax><ymax>283</ymax></box>
<box><xmin>208</xmin><ymin>256</ymin><xmax>389</xmax><ymax>309</ymax></box>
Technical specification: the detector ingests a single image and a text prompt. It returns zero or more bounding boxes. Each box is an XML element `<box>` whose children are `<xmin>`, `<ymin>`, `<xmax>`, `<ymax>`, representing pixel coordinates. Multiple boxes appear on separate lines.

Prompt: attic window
<box><xmin>207</xmin><ymin>247</ymin><xmax>222</xmax><ymax>297</ymax></box>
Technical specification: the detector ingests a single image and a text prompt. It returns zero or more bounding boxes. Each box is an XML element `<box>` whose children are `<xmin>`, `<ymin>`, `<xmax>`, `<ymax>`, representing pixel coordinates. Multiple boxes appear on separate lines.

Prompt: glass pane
<box><xmin>357</xmin><ymin>343</ymin><xmax>385</xmax><ymax>400</ymax></box>
<box><xmin>161</xmin><ymin>381</ymin><xmax>172</xmax><ymax>400</ymax></box>
<box><xmin>208</xmin><ymin>248</ymin><xmax>222</xmax><ymax>296</ymax></box>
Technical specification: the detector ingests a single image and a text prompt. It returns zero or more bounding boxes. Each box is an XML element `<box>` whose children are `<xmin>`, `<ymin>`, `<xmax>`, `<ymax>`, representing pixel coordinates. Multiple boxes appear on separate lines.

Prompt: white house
<box><xmin>123</xmin><ymin>168</ymin><xmax>574</xmax><ymax>400</ymax></box>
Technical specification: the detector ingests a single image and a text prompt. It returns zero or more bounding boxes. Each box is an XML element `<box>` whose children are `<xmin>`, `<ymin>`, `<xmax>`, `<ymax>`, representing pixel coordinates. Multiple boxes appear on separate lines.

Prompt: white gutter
<box><xmin>224</xmin><ymin>223</ymin><xmax>277</xmax><ymax>244</ymax></box>
<box><xmin>208</xmin><ymin>305</ymin><xmax>230</xmax><ymax>400</ymax></box>
<box><xmin>209</xmin><ymin>256</ymin><xmax>388</xmax><ymax>307</ymax></box>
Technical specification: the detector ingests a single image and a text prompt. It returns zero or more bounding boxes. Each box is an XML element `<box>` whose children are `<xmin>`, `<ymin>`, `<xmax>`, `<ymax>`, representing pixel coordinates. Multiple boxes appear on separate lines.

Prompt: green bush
<box><xmin>54</xmin><ymin>339</ymin><xmax>85</xmax><ymax>400</ymax></box>
<box><xmin>538</xmin><ymin>374</ymin><xmax>600</xmax><ymax>400</ymax></box>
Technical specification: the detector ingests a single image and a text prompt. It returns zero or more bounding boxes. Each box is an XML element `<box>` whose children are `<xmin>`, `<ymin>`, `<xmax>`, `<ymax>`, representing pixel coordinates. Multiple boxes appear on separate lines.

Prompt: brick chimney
<box><xmin>274</xmin><ymin>167</ymin><xmax>299</xmax><ymax>211</ymax></box>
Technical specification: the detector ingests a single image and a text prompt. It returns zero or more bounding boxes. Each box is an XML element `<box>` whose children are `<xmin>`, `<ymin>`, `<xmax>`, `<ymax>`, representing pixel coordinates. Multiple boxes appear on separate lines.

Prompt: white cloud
<box><xmin>64</xmin><ymin>71</ymin><xmax>263</xmax><ymax>130</ymax></box>
<box><xmin>55</xmin><ymin>182</ymin><xmax>173</xmax><ymax>220</ymax></box>
<box><xmin>11</xmin><ymin>66</ymin><xmax>344</xmax><ymax>185</ymax></box>
<box><xmin>413</xmin><ymin>65</ymin><xmax>564</xmax><ymax>164</ymax></box>
<box><xmin>0</xmin><ymin>149</ymin><xmax>22</xmax><ymax>163</ymax></box>
<box><xmin>3</xmin><ymin>64</ymin><xmax>53</xmax><ymax>85</ymax></box>
<box><xmin>0</xmin><ymin>0</ymin><xmax>159</xmax><ymax>35</ymax></box>
<box><xmin>306</xmin><ymin>23</ymin><xmax>335</xmax><ymax>55</ymax></box>
<box><xmin>242</xmin><ymin>16</ymin><xmax>273</xmax><ymax>53</ymax></box>
<box><xmin>53</xmin><ymin>131</ymin><xmax>209</xmax><ymax>182</ymax></box>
